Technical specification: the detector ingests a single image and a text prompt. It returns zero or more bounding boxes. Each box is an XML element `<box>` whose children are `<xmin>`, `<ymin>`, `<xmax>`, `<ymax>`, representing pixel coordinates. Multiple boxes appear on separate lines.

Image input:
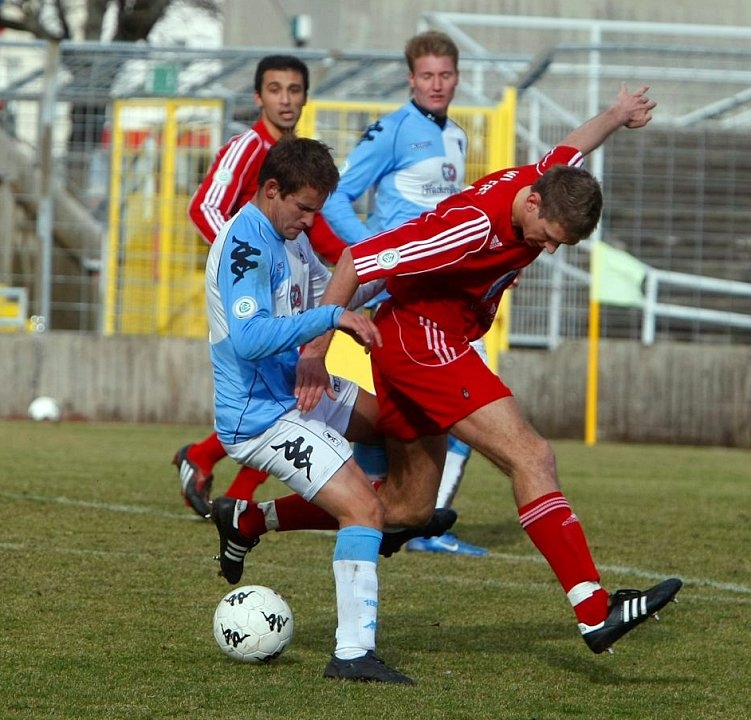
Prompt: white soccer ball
<box><xmin>212</xmin><ymin>585</ymin><xmax>294</xmax><ymax>663</ymax></box>
<box><xmin>28</xmin><ymin>396</ymin><xmax>61</xmax><ymax>422</ymax></box>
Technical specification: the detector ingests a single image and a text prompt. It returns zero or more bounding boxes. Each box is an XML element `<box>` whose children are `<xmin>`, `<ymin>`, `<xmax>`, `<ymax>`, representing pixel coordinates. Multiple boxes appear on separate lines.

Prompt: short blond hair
<box><xmin>404</xmin><ymin>31</ymin><xmax>459</xmax><ymax>73</ymax></box>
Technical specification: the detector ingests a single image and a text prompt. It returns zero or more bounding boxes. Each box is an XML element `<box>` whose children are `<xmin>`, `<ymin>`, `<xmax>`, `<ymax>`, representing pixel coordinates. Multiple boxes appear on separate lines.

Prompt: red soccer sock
<box><xmin>225</xmin><ymin>466</ymin><xmax>269</xmax><ymax>500</ymax></box>
<box><xmin>187</xmin><ymin>432</ymin><xmax>227</xmax><ymax>474</ymax></box>
<box><xmin>237</xmin><ymin>493</ymin><xmax>338</xmax><ymax>537</ymax></box>
<box><xmin>519</xmin><ymin>491</ymin><xmax>609</xmax><ymax>626</ymax></box>
<box><xmin>274</xmin><ymin>493</ymin><xmax>339</xmax><ymax>532</ymax></box>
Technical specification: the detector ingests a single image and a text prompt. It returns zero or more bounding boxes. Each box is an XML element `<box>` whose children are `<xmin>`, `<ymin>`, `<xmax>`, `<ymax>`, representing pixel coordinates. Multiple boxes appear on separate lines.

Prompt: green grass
<box><xmin>1</xmin><ymin>420</ymin><xmax>749</xmax><ymax>719</ymax></box>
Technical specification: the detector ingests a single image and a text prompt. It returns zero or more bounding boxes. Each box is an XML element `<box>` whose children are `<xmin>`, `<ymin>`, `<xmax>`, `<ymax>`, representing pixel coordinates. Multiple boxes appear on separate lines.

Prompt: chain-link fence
<box><xmin>1</xmin><ymin>21</ymin><xmax>751</xmax><ymax>344</ymax></box>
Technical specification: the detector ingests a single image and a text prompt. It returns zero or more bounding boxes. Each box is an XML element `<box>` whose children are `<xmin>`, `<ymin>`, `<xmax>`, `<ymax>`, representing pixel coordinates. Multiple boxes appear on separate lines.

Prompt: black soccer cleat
<box><xmin>173</xmin><ymin>444</ymin><xmax>214</xmax><ymax>519</ymax></box>
<box><xmin>379</xmin><ymin>508</ymin><xmax>458</xmax><ymax>558</ymax></box>
<box><xmin>581</xmin><ymin>577</ymin><xmax>683</xmax><ymax>654</ymax></box>
<box><xmin>211</xmin><ymin>496</ymin><xmax>260</xmax><ymax>585</ymax></box>
<box><xmin>324</xmin><ymin>650</ymin><xmax>415</xmax><ymax>685</ymax></box>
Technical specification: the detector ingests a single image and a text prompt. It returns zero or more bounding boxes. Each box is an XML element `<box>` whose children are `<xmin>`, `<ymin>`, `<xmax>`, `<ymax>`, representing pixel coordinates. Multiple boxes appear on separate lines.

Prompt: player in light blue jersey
<box><xmin>206</xmin><ymin>136</ymin><xmax>413</xmax><ymax>684</ymax></box>
<box><xmin>322</xmin><ymin>30</ymin><xmax>488</xmax><ymax>556</ymax></box>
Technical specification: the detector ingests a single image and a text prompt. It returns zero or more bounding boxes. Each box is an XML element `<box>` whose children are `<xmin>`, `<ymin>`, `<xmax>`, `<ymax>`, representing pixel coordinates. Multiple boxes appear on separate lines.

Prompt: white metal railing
<box><xmin>510</xmin><ymin>250</ymin><xmax>751</xmax><ymax>348</ymax></box>
<box><xmin>642</xmin><ymin>270</ymin><xmax>751</xmax><ymax>345</ymax></box>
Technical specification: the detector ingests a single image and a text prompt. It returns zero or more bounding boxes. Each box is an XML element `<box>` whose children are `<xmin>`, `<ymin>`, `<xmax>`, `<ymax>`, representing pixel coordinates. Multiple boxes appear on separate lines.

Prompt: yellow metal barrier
<box><xmin>104</xmin><ymin>91</ymin><xmax>516</xmax><ymax>353</ymax></box>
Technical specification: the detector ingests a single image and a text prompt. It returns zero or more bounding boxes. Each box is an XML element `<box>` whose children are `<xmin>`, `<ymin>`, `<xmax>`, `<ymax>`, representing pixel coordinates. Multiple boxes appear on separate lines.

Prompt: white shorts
<box><xmin>223</xmin><ymin>375</ymin><xmax>358</xmax><ymax>501</ymax></box>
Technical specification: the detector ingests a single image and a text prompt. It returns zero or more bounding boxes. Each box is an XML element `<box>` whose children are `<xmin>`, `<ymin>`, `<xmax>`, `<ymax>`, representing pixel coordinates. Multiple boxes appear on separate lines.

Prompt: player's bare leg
<box><xmin>452</xmin><ymin>395</ymin><xmax>682</xmax><ymax>652</ymax></box>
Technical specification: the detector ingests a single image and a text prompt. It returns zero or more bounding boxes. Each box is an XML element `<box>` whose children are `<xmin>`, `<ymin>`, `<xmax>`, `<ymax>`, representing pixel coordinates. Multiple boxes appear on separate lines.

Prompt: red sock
<box><xmin>237</xmin><ymin>493</ymin><xmax>338</xmax><ymax>537</ymax></box>
<box><xmin>519</xmin><ymin>491</ymin><xmax>609</xmax><ymax>626</ymax></box>
<box><xmin>274</xmin><ymin>494</ymin><xmax>338</xmax><ymax>531</ymax></box>
<box><xmin>225</xmin><ymin>467</ymin><xmax>269</xmax><ymax>500</ymax></box>
<box><xmin>187</xmin><ymin>432</ymin><xmax>227</xmax><ymax>474</ymax></box>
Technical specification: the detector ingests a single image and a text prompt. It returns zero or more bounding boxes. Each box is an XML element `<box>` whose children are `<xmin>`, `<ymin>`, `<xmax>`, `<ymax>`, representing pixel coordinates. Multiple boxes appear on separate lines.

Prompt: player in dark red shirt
<box><xmin>294</xmin><ymin>83</ymin><xmax>683</xmax><ymax>654</ymax></box>
<box><xmin>174</xmin><ymin>55</ymin><xmax>345</xmax><ymax>517</ymax></box>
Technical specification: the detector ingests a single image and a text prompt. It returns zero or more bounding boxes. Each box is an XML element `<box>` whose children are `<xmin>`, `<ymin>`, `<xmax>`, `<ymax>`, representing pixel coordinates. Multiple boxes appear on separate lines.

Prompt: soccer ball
<box><xmin>28</xmin><ymin>396</ymin><xmax>61</xmax><ymax>422</ymax></box>
<box><xmin>212</xmin><ymin>585</ymin><xmax>294</xmax><ymax>663</ymax></box>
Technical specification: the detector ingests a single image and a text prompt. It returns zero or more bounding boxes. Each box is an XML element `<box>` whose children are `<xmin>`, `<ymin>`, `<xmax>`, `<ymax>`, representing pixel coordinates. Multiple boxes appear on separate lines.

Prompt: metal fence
<box><xmin>1</xmin><ymin>14</ymin><xmax>751</xmax><ymax>345</ymax></box>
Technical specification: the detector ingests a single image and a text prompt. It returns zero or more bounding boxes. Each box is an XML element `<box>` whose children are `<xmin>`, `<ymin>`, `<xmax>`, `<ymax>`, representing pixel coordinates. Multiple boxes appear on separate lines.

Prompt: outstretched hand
<box><xmin>617</xmin><ymin>82</ymin><xmax>657</xmax><ymax>129</ymax></box>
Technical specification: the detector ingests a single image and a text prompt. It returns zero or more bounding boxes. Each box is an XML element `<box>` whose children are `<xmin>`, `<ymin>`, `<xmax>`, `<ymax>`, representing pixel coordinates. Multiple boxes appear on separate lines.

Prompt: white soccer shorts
<box><xmin>223</xmin><ymin>375</ymin><xmax>358</xmax><ymax>501</ymax></box>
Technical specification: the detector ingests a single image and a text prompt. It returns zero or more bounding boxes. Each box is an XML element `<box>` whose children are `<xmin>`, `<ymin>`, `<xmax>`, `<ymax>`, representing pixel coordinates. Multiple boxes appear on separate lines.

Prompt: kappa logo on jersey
<box><xmin>442</xmin><ymin>163</ymin><xmax>458</xmax><ymax>182</ymax></box>
<box><xmin>271</xmin><ymin>436</ymin><xmax>313</xmax><ymax>481</ymax></box>
<box><xmin>230</xmin><ymin>237</ymin><xmax>261</xmax><ymax>284</ymax></box>
<box><xmin>290</xmin><ymin>283</ymin><xmax>302</xmax><ymax>310</ymax></box>
<box><xmin>359</xmin><ymin>120</ymin><xmax>384</xmax><ymax>143</ymax></box>
<box><xmin>232</xmin><ymin>296</ymin><xmax>257</xmax><ymax>319</ymax></box>
<box><xmin>376</xmin><ymin>249</ymin><xmax>400</xmax><ymax>269</ymax></box>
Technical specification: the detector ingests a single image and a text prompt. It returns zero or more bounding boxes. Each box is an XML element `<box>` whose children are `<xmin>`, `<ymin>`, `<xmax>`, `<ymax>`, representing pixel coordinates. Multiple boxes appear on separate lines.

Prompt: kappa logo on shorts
<box><xmin>462</xmin><ymin>388</ymin><xmax>470</xmax><ymax>398</ymax></box>
<box><xmin>376</xmin><ymin>249</ymin><xmax>400</xmax><ymax>269</ymax></box>
<box><xmin>271</xmin><ymin>436</ymin><xmax>313</xmax><ymax>481</ymax></box>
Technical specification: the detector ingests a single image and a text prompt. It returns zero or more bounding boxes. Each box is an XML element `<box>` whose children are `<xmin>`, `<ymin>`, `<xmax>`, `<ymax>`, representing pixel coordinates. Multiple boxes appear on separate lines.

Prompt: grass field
<box><xmin>1</xmin><ymin>419</ymin><xmax>749</xmax><ymax>720</ymax></box>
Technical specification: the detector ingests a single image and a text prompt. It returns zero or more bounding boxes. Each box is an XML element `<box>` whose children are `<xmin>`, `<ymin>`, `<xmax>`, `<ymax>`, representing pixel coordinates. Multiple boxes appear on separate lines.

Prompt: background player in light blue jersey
<box><xmin>206</xmin><ymin>136</ymin><xmax>412</xmax><ymax>684</ymax></box>
<box><xmin>322</xmin><ymin>30</ymin><xmax>488</xmax><ymax>556</ymax></box>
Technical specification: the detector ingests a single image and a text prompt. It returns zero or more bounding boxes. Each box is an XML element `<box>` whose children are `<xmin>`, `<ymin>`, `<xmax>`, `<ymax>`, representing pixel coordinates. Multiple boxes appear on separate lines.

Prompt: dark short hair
<box><xmin>258</xmin><ymin>136</ymin><xmax>339</xmax><ymax>198</ymax></box>
<box><xmin>254</xmin><ymin>55</ymin><xmax>310</xmax><ymax>95</ymax></box>
<box><xmin>404</xmin><ymin>31</ymin><xmax>460</xmax><ymax>73</ymax></box>
<box><xmin>531</xmin><ymin>165</ymin><xmax>603</xmax><ymax>241</ymax></box>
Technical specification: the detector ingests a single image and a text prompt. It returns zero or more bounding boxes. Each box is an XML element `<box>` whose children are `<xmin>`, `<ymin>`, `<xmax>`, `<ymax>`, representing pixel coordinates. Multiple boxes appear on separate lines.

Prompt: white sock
<box><xmin>436</xmin><ymin>450</ymin><xmax>468</xmax><ymax>509</ymax></box>
<box><xmin>257</xmin><ymin>500</ymin><xmax>277</xmax><ymax>531</ymax></box>
<box><xmin>332</xmin><ymin>558</ymin><xmax>378</xmax><ymax>659</ymax></box>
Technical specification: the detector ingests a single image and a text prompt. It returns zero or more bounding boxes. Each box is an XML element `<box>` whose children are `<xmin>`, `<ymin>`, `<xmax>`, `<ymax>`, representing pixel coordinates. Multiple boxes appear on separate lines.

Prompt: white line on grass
<box><xmin>5</xmin><ymin>491</ymin><xmax>750</xmax><ymax>595</ymax></box>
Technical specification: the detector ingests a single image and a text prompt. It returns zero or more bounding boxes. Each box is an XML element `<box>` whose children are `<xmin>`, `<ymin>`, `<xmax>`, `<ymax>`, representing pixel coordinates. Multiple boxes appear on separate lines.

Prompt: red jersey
<box><xmin>350</xmin><ymin>146</ymin><xmax>583</xmax><ymax>341</ymax></box>
<box><xmin>188</xmin><ymin>118</ymin><xmax>345</xmax><ymax>263</ymax></box>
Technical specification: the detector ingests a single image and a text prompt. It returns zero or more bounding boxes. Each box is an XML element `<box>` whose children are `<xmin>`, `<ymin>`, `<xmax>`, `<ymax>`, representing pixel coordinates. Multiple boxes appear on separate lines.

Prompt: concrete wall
<box><xmin>1</xmin><ymin>333</ymin><xmax>749</xmax><ymax>448</ymax></box>
<box><xmin>225</xmin><ymin>0</ymin><xmax>751</xmax><ymax>52</ymax></box>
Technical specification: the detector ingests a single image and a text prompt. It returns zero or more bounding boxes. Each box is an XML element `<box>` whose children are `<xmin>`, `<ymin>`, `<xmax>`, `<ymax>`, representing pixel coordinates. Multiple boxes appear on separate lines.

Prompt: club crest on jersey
<box><xmin>442</xmin><ymin>163</ymin><xmax>457</xmax><ymax>182</ymax></box>
<box><xmin>290</xmin><ymin>283</ymin><xmax>302</xmax><ymax>309</ymax></box>
<box><xmin>215</xmin><ymin>167</ymin><xmax>233</xmax><ymax>186</ymax></box>
<box><xmin>376</xmin><ymin>249</ymin><xmax>400</xmax><ymax>269</ymax></box>
<box><xmin>233</xmin><ymin>296</ymin><xmax>257</xmax><ymax>319</ymax></box>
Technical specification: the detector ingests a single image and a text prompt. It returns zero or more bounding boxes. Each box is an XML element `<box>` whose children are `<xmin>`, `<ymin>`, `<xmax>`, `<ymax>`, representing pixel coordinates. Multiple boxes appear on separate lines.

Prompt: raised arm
<box><xmin>561</xmin><ymin>82</ymin><xmax>656</xmax><ymax>156</ymax></box>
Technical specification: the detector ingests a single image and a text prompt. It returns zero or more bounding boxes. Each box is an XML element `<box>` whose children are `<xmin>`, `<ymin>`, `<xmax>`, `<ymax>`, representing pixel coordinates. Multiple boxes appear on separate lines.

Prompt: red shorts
<box><xmin>371</xmin><ymin>303</ymin><xmax>512</xmax><ymax>441</ymax></box>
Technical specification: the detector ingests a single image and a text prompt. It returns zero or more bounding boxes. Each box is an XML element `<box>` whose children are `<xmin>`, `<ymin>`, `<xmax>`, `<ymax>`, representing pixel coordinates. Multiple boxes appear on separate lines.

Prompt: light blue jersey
<box><xmin>206</xmin><ymin>203</ymin><xmax>344</xmax><ymax>444</ymax></box>
<box><xmin>322</xmin><ymin>101</ymin><xmax>467</xmax><ymax>243</ymax></box>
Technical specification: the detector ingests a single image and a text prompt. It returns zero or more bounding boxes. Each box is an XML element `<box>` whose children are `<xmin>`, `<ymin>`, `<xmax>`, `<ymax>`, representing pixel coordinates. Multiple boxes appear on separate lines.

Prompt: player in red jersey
<box><xmin>292</xmin><ymin>82</ymin><xmax>683</xmax><ymax>654</ymax></box>
<box><xmin>174</xmin><ymin>55</ymin><xmax>346</xmax><ymax>518</ymax></box>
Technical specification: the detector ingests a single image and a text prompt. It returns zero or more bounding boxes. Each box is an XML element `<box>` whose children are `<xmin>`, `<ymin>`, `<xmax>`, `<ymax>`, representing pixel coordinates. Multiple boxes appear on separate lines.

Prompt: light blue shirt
<box><xmin>322</xmin><ymin>101</ymin><xmax>467</xmax><ymax>242</ymax></box>
<box><xmin>206</xmin><ymin>203</ymin><xmax>344</xmax><ymax>443</ymax></box>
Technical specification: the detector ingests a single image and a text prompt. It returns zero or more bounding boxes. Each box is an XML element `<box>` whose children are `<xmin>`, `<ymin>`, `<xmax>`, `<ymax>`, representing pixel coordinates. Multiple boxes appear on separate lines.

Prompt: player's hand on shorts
<box><xmin>295</xmin><ymin>354</ymin><xmax>331</xmax><ymax>412</ymax></box>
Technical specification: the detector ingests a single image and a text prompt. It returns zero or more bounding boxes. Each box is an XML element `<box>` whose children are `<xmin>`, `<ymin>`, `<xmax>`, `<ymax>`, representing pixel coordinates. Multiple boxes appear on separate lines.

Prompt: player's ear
<box><xmin>525</xmin><ymin>191</ymin><xmax>542</xmax><ymax>213</ymax></box>
<box><xmin>263</xmin><ymin>179</ymin><xmax>280</xmax><ymax>199</ymax></box>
